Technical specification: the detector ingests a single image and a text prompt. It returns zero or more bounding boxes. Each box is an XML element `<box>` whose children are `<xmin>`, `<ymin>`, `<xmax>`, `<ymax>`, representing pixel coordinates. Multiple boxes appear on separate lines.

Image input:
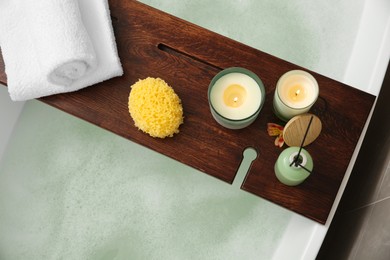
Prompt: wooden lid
<box><xmin>283</xmin><ymin>113</ymin><xmax>322</xmax><ymax>147</ymax></box>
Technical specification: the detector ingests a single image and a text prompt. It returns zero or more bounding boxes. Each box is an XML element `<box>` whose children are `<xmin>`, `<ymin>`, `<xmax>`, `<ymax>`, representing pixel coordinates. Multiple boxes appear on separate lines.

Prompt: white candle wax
<box><xmin>208</xmin><ymin>68</ymin><xmax>265</xmax><ymax>129</ymax></box>
<box><xmin>273</xmin><ymin>70</ymin><xmax>319</xmax><ymax>121</ymax></box>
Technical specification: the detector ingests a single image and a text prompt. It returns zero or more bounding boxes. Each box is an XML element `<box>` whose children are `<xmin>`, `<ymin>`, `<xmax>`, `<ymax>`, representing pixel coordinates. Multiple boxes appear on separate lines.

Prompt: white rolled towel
<box><xmin>0</xmin><ymin>0</ymin><xmax>123</xmax><ymax>101</ymax></box>
<box><xmin>29</xmin><ymin>0</ymin><xmax>98</xmax><ymax>87</ymax></box>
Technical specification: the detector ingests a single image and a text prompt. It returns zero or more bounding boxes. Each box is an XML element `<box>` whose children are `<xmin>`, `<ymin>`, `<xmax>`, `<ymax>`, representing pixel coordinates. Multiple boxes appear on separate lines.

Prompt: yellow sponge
<box><xmin>128</xmin><ymin>77</ymin><xmax>184</xmax><ymax>138</ymax></box>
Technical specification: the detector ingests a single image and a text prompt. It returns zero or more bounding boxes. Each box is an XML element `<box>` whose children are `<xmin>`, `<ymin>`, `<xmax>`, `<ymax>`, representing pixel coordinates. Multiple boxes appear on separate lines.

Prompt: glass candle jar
<box><xmin>273</xmin><ymin>70</ymin><xmax>319</xmax><ymax>122</ymax></box>
<box><xmin>208</xmin><ymin>67</ymin><xmax>265</xmax><ymax>129</ymax></box>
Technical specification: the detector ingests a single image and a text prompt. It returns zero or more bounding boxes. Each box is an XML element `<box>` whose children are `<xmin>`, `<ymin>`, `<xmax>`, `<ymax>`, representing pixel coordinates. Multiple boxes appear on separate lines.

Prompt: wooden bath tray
<box><xmin>0</xmin><ymin>0</ymin><xmax>375</xmax><ymax>224</ymax></box>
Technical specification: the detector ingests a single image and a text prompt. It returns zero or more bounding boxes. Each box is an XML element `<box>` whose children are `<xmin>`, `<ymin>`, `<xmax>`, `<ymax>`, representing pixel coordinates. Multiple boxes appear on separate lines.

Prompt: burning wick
<box><xmin>295</xmin><ymin>89</ymin><xmax>300</xmax><ymax>96</ymax></box>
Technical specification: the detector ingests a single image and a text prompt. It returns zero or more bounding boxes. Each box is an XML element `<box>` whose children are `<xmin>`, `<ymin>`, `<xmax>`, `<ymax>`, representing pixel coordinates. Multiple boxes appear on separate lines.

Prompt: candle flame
<box><xmin>295</xmin><ymin>89</ymin><xmax>300</xmax><ymax>96</ymax></box>
<box><xmin>223</xmin><ymin>84</ymin><xmax>246</xmax><ymax>107</ymax></box>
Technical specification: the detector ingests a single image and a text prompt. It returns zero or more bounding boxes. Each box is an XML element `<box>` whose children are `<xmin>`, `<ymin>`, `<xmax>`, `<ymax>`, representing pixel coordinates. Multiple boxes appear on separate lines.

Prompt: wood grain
<box><xmin>0</xmin><ymin>0</ymin><xmax>375</xmax><ymax>223</ymax></box>
<box><xmin>283</xmin><ymin>114</ymin><xmax>322</xmax><ymax>147</ymax></box>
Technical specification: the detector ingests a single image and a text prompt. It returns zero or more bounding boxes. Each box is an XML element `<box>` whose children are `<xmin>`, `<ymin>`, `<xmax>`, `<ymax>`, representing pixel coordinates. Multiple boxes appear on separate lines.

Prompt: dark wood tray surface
<box><xmin>0</xmin><ymin>0</ymin><xmax>375</xmax><ymax>224</ymax></box>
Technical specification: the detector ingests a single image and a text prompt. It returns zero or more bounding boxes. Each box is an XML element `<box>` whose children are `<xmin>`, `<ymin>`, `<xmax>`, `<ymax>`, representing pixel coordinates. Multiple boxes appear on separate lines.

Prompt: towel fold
<box><xmin>27</xmin><ymin>0</ymin><xmax>98</xmax><ymax>87</ymax></box>
<box><xmin>0</xmin><ymin>0</ymin><xmax>123</xmax><ymax>101</ymax></box>
<box><xmin>50</xmin><ymin>60</ymin><xmax>92</xmax><ymax>86</ymax></box>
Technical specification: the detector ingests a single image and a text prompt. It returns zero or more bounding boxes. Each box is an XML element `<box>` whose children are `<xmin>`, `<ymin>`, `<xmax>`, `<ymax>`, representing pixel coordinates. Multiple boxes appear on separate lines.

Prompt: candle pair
<box><xmin>208</xmin><ymin>68</ymin><xmax>319</xmax><ymax>129</ymax></box>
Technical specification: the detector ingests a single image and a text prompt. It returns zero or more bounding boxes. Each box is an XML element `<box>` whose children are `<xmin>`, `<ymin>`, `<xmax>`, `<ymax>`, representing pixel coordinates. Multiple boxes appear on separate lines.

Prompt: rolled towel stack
<box><xmin>0</xmin><ymin>0</ymin><xmax>123</xmax><ymax>101</ymax></box>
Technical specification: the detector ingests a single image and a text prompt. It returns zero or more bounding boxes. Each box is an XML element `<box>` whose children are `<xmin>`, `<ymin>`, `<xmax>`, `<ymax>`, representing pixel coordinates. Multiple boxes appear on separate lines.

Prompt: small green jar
<box><xmin>274</xmin><ymin>147</ymin><xmax>313</xmax><ymax>186</ymax></box>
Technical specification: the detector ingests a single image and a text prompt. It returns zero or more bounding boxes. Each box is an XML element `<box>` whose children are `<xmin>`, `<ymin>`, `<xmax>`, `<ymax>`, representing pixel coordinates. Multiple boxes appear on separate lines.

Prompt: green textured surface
<box><xmin>0</xmin><ymin>101</ymin><xmax>289</xmax><ymax>259</ymax></box>
<box><xmin>0</xmin><ymin>0</ymin><xmax>366</xmax><ymax>258</ymax></box>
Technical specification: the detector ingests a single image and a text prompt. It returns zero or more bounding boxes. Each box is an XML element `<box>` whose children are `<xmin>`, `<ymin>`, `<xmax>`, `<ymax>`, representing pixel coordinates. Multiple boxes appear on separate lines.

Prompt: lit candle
<box><xmin>274</xmin><ymin>147</ymin><xmax>313</xmax><ymax>186</ymax></box>
<box><xmin>273</xmin><ymin>70</ymin><xmax>319</xmax><ymax>121</ymax></box>
<box><xmin>223</xmin><ymin>84</ymin><xmax>246</xmax><ymax>108</ymax></box>
<box><xmin>208</xmin><ymin>67</ymin><xmax>265</xmax><ymax>129</ymax></box>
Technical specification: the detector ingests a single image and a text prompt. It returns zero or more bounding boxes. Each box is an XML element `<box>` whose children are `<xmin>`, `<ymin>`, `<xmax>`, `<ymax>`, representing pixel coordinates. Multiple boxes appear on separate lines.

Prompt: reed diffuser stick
<box><xmin>290</xmin><ymin>115</ymin><xmax>314</xmax><ymax>167</ymax></box>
